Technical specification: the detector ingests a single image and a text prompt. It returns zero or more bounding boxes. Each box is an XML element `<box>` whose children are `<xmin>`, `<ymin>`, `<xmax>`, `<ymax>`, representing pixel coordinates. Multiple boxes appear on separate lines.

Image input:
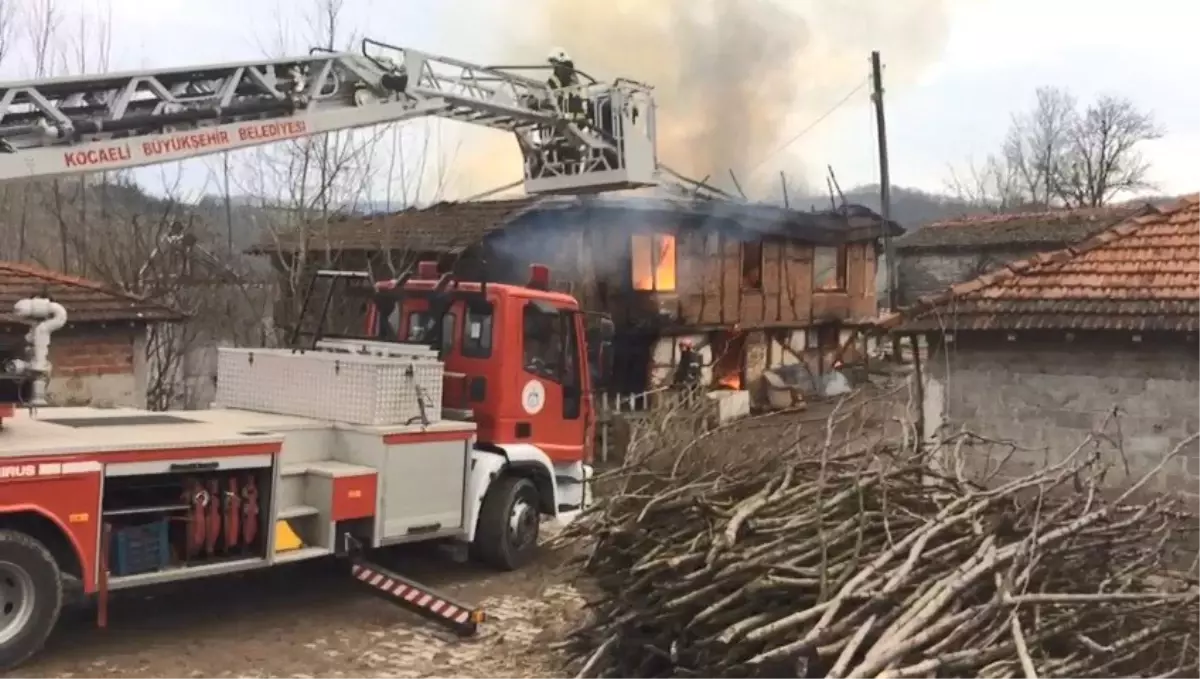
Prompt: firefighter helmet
<box><xmin>548</xmin><ymin>47</ymin><xmax>572</xmax><ymax>65</ymax></box>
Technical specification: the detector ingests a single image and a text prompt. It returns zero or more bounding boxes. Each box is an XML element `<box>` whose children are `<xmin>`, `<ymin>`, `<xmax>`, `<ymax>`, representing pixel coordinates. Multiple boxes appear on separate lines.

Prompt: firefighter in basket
<box><xmin>544</xmin><ymin>47</ymin><xmax>588</xmax><ymax>175</ymax></box>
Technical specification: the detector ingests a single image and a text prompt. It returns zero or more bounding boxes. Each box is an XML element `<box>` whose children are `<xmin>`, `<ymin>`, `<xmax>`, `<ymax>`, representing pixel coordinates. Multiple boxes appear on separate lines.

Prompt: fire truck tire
<box><xmin>0</xmin><ymin>529</ymin><xmax>63</xmax><ymax>672</ymax></box>
<box><xmin>473</xmin><ymin>475</ymin><xmax>541</xmax><ymax>571</ymax></box>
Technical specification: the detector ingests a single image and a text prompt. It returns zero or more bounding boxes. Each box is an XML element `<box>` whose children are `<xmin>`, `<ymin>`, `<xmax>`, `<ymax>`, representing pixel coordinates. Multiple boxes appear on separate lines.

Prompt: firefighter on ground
<box><xmin>674</xmin><ymin>339</ymin><xmax>704</xmax><ymax>388</ymax></box>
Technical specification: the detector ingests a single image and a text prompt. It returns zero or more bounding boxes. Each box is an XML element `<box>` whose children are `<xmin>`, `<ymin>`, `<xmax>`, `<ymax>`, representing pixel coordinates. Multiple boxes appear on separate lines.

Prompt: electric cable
<box><xmin>746</xmin><ymin>76</ymin><xmax>872</xmax><ymax>180</ymax></box>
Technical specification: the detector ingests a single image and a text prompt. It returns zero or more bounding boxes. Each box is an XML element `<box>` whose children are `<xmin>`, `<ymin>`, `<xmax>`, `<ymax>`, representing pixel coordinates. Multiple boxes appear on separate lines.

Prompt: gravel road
<box><xmin>9</xmin><ymin>544</ymin><xmax>584</xmax><ymax>679</ymax></box>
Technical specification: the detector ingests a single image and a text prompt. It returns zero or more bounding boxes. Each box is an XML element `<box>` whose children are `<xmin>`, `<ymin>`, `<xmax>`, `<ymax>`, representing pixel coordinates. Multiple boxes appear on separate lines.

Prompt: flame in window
<box><xmin>632</xmin><ymin>234</ymin><xmax>677</xmax><ymax>291</ymax></box>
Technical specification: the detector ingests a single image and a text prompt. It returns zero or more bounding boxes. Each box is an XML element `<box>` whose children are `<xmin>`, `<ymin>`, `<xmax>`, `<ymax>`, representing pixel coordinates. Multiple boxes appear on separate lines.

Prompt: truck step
<box><xmin>278</xmin><ymin>504</ymin><xmax>320</xmax><ymax>520</ymax></box>
<box><xmin>274</xmin><ymin>545</ymin><xmax>332</xmax><ymax>564</ymax></box>
<box><xmin>349</xmin><ymin>560</ymin><xmax>484</xmax><ymax>637</ymax></box>
<box><xmin>281</xmin><ymin>461</ymin><xmax>378</xmax><ymax>478</ymax></box>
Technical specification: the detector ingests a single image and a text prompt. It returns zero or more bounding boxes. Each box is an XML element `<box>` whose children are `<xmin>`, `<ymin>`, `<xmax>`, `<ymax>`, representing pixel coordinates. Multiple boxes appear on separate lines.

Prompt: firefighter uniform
<box><xmin>674</xmin><ymin>340</ymin><xmax>703</xmax><ymax>388</ymax></box>
<box><xmin>545</xmin><ymin>47</ymin><xmax>587</xmax><ymax>174</ymax></box>
<box><xmin>547</xmin><ymin>47</ymin><xmax>586</xmax><ymax>124</ymax></box>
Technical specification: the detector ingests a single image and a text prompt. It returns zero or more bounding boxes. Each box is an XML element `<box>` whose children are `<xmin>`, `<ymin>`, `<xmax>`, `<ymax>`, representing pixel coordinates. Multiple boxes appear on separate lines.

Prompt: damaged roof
<box><xmin>249</xmin><ymin>197</ymin><xmax>537</xmax><ymax>256</ymax></box>
<box><xmin>253</xmin><ymin>194</ymin><xmax>902</xmax><ymax>254</ymax></box>
<box><xmin>0</xmin><ymin>262</ymin><xmax>184</xmax><ymax>327</ymax></box>
<box><xmin>895</xmin><ymin>204</ymin><xmax>1153</xmax><ymax>251</ymax></box>
<box><xmin>881</xmin><ymin>194</ymin><xmax>1200</xmax><ymax>333</ymax></box>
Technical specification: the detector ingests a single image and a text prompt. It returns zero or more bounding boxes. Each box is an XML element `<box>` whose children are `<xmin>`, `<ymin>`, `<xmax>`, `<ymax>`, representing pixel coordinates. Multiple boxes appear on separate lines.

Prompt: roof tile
<box><xmin>894</xmin><ymin>204</ymin><xmax>1151</xmax><ymax>251</ymax></box>
<box><xmin>883</xmin><ymin>194</ymin><xmax>1200</xmax><ymax>333</ymax></box>
<box><xmin>0</xmin><ymin>262</ymin><xmax>183</xmax><ymax>326</ymax></box>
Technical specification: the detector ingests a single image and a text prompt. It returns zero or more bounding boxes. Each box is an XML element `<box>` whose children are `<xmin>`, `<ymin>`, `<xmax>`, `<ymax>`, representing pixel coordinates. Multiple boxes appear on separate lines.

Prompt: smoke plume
<box><xmin>447</xmin><ymin>0</ymin><xmax>953</xmax><ymax>200</ymax></box>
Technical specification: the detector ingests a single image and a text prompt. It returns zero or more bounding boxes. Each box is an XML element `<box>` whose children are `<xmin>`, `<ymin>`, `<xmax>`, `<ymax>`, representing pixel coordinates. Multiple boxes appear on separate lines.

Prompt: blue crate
<box><xmin>109</xmin><ymin>519</ymin><xmax>170</xmax><ymax>576</ymax></box>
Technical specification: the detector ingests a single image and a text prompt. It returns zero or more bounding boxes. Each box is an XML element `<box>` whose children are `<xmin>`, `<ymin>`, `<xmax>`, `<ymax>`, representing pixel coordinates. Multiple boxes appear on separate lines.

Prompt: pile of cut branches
<box><xmin>557</xmin><ymin>400</ymin><xmax>1199</xmax><ymax>678</ymax></box>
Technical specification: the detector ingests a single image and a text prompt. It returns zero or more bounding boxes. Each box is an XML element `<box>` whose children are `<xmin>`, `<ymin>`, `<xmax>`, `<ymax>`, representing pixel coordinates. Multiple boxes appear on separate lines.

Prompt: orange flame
<box><xmin>716</xmin><ymin>373</ymin><xmax>742</xmax><ymax>390</ymax></box>
<box><xmin>632</xmin><ymin>234</ymin><xmax>677</xmax><ymax>291</ymax></box>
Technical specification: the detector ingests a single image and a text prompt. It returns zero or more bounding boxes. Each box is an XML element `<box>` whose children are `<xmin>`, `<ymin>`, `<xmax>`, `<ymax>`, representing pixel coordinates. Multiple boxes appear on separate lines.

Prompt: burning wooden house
<box><xmin>254</xmin><ymin>195</ymin><xmax>901</xmax><ymax>404</ymax></box>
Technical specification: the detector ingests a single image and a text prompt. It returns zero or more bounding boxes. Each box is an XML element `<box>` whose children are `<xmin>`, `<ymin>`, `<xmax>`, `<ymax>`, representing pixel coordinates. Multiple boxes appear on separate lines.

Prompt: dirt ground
<box><xmin>9</xmin><ymin>542</ymin><xmax>586</xmax><ymax>679</ymax></box>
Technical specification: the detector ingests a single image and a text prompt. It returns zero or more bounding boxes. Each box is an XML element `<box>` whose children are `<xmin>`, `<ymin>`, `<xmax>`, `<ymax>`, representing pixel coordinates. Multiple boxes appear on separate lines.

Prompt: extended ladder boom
<box><xmin>0</xmin><ymin>40</ymin><xmax>658</xmax><ymax>195</ymax></box>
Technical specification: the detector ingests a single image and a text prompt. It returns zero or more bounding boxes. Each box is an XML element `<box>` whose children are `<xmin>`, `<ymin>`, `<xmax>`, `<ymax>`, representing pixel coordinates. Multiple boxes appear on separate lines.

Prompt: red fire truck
<box><xmin>0</xmin><ymin>39</ymin><xmax>652</xmax><ymax>670</ymax></box>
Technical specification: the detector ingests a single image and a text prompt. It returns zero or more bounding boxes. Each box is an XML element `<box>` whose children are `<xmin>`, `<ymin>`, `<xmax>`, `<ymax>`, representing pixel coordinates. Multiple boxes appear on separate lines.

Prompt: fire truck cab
<box><xmin>358</xmin><ymin>262</ymin><xmax>612</xmax><ymax>463</ymax></box>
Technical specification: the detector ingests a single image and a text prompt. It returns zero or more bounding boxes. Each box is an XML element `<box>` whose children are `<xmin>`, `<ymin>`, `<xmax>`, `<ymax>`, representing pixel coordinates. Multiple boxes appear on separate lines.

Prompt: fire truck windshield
<box><xmin>370</xmin><ymin>296</ymin><xmax>495</xmax><ymax>360</ymax></box>
<box><xmin>404</xmin><ymin>310</ymin><xmax>456</xmax><ymax>350</ymax></box>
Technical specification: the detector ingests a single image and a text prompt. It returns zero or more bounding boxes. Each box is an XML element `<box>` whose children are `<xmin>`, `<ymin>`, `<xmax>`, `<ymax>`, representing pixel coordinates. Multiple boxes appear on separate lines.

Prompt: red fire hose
<box><xmin>183</xmin><ymin>478</ymin><xmax>209</xmax><ymax>560</ymax></box>
<box><xmin>241</xmin><ymin>475</ymin><xmax>259</xmax><ymax>547</ymax></box>
<box><xmin>223</xmin><ymin>476</ymin><xmax>241</xmax><ymax>552</ymax></box>
<box><xmin>204</xmin><ymin>478</ymin><xmax>222</xmax><ymax>555</ymax></box>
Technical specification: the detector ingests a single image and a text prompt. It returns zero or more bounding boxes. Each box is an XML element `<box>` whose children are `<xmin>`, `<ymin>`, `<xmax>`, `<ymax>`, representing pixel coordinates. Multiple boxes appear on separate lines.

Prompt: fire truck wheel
<box><xmin>0</xmin><ymin>529</ymin><xmax>63</xmax><ymax>671</ymax></box>
<box><xmin>473</xmin><ymin>475</ymin><xmax>541</xmax><ymax>571</ymax></box>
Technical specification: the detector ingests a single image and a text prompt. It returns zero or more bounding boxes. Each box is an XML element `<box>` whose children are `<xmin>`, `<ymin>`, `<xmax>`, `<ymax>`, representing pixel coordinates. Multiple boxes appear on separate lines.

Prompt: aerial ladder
<box><xmin>0</xmin><ymin>38</ymin><xmax>659</xmax><ymax>195</ymax></box>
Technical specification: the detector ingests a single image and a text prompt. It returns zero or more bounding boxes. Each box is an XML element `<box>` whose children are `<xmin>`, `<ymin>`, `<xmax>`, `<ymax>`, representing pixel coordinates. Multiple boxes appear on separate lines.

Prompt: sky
<box><xmin>0</xmin><ymin>0</ymin><xmax>1196</xmax><ymax>203</ymax></box>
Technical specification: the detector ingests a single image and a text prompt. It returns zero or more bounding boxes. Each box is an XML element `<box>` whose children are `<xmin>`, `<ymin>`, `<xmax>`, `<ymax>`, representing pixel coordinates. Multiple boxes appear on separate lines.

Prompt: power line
<box><xmin>747</xmin><ymin>76</ymin><xmax>872</xmax><ymax>179</ymax></box>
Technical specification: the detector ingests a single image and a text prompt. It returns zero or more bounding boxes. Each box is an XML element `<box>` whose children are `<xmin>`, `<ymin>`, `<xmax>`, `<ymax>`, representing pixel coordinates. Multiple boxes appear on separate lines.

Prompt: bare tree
<box><xmin>23</xmin><ymin>0</ymin><xmax>61</xmax><ymax>77</ymax></box>
<box><xmin>945</xmin><ymin>154</ymin><xmax>1022</xmax><ymax>213</ymax></box>
<box><xmin>1001</xmin><ymin>86</ymin><xmax>1076</xmax><ymax>209</ymax></box>
<box><xmin>1</xmin><ymin>0</ymin><xmax>274</xmax><ymax>409</ymax></box>
<box><xmin>1055</xmin><ymin>95</ymin><xmax>1163</xmax><ymax>207</ymax></box>
<box><xmin>949</xmin><ymin>86</ymin><xmax>1163</xmax><ymax>211</ymax></box>
<box><xmin>242</xmin><ymin>0</ymin><xmax>458</xmax><ymax>338</ymax></box>
<box><xmin>0</xmin><ymin>0</ymin><xmax>17</xmax><ymax>67</ymax></box>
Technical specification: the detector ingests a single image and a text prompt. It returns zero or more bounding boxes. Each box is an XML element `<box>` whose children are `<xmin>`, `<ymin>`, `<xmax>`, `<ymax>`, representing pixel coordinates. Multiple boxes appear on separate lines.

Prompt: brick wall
<box><xmin>925</xmin><ymin>335</ymin><xmax>1199</xmax><ymax>499</ymax></box>
<box><xmin>44</xmin><ymin>325</ymin><xmax>148</xmax><ymax>408</ymax></box>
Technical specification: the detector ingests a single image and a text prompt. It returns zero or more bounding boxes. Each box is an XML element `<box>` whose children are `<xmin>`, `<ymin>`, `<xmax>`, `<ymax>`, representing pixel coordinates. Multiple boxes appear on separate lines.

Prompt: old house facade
<box><xmin>887</xmin><ymin>195</ymin><xmax>1199</xmax><ymax>496</ymax></box>
<box><xmin>257</xmin><ymin>195</ymin><xmax>900</xmax><ymax>400</ymax></box>
<box><xmin>0</xmin><ymin>262</ymin><xmax>183</xmax><ymax>407</ymax></box>
<box><xmin>895</xmin><ymin>205</ymin><xmax>1154</xmax><ymax>305</ymax></box>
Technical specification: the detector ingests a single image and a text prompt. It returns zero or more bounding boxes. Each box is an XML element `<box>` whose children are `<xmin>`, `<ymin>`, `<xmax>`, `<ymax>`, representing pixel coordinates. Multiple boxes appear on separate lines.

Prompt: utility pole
<box><xmin>870</xmin><ymin>50</ymin><xmax>896</xmax><ymax>311</ymax></box>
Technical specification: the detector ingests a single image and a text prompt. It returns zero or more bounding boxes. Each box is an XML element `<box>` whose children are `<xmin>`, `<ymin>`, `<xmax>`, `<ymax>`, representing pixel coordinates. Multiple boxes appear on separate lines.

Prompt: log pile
<box><xmin>558</xmin><ymin>402</ymin><xmax>1199</xmax><ymax>678</ymax></box>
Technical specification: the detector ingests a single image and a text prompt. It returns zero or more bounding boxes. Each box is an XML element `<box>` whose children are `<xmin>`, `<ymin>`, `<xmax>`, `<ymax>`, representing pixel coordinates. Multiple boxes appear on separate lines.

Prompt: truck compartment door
<box><xmin>379</xmin><ymin>436</ymin><xmax>469</xmax><ymax>540</ymax></box>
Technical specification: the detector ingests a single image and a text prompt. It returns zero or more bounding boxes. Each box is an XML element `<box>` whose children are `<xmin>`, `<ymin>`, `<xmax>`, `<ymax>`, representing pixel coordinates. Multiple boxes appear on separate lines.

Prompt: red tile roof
<box><xmin>0</xmin><ymin>262</ymin><xmax>184</xmax><ymax>326</ymax></box>
<box><xmin>883</xmin><ymin>194</ymin><xmax>1200</xmax><ymax>333</ymax></box>
<box><xmin>895</xmin><ymin>204</ymin><xmax>1153</xmax><ymax>251</ymax></box>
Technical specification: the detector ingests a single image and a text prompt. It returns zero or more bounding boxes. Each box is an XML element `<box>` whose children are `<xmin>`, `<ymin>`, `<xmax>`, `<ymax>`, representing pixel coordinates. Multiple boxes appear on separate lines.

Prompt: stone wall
<box><xmin>924</xmin><ymin>335</ymin><xmax>1199</xmax><ymax>498</ymax></box>
<box><xmin>897</xmin><ymin>248</ymin><xmax>1042</xmax><ymax>305</ymax></box>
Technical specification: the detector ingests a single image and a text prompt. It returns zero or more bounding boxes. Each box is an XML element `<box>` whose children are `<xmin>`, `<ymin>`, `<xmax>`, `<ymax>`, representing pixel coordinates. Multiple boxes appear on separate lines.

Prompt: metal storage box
<box><xmin>215</xmin><ymin>347</ymin><xmax>444</xmax><ymax>425</ymax></box>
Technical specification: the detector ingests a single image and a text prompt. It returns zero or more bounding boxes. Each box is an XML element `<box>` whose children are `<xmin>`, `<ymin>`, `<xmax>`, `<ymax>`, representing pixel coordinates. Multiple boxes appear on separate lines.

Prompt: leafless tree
<box><xmin>23</xmin><ymin>0</ymin><xmax>61</xmax><ymax>78</ymax></box>
<box><xmin>55</xmin><ymin>176</ymin><xmax>252</xmax><ymax>409</ymax></box>
<box><xmin>232</xmin><ymin>0</ymin><xmax>385</xmax><ymax>339</ymax></box>
<box><xmin>1001</xmin><ymin>86</ymin><xmax>1076</xmax><ymax>209</ymax></box>
<box><xmin>1055</xmin><ymin>95</ymin><xmax>1163</xmax><ymax>207</ymax></box>
<box><xmin>241</xmin><ymin>0</ymin><xmax>464</xmax><ymax>339</ymax></box>
<box><xmin>948</xmin><ymin>86</ymin><xmax>1163</xmax><ymax>211</ymax></box>
<box><xmin>945</xmin><ymin>154</ymin><xmax>1022</xmax><ymax>213</ymax></box>
<box><xmin>0</xmin><ymin>0</ymin><xmax>17</xmax><ymax>67</ymax></box>
<box><xmin>0</xmin><ymin>0</ymin><xmax>274</xmax><ymax>409</ymax></box>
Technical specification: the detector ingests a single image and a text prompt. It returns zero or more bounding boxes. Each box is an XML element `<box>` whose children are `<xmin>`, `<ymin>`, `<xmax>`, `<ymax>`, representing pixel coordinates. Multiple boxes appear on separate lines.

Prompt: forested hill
<box><xmin>794</xmin><ymin>184</ymin><xmax>978</xmax><ymax>229</ymax></box>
